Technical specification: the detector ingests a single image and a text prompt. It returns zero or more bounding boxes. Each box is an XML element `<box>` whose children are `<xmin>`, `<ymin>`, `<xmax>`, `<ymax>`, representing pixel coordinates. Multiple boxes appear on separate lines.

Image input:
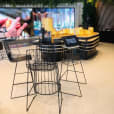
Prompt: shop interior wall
<box><xmin>96</xmin><ymin>2</ymin><xmax>114</xmax><ymax>42</ymax></box>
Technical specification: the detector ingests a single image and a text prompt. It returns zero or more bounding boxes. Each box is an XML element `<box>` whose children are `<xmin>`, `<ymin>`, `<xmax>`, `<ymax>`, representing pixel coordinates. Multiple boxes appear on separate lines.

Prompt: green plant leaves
<box><xmin>0</xmin><ymin>0</ymin><xmax>80</xmax><ymax>7</ymax></box>
<box><xmin>82</xmin><ymin>2</ymin><xmax>97</xmax><ymax>29</ymax></box>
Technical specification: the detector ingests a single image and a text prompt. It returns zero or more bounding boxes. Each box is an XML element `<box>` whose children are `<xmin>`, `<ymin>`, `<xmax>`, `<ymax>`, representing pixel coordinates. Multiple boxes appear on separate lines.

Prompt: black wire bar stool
<box><xmin>59</xmin><ymin>45</ymin><xmax>87</xmax><ymax>97</ymax></box>
<box><xmin>26</xmin><ymin>43</ymin><xmax>63</xmax><ymax>114</ymax></box>
<box><xmin>3</xmin><ymin>39</ymin><xmax>33</xmax><ymax>99</ymax></box>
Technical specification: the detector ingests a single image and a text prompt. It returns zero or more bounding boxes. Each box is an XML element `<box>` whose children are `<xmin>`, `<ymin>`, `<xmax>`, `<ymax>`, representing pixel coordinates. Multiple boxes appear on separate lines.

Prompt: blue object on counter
<box><xmin>34</xmin><ymin>30</ymin><xmax>40</xmax><ymax>36</ymax></box>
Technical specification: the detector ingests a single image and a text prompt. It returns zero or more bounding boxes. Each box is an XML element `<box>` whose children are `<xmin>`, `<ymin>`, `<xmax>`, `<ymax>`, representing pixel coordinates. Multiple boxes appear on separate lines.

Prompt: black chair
<box><xmin>59</xmin><ymin>35</ymin><xmax>87</xmax><ymax>97</ymax></box>
<box><xmin>3</xmin><ymin>39</ymin><xmax>32</xmax><ymax>99</ymax></box>
<box><xmin>26</xmin><ymin>43</ymin><xmax>63</xmax><ymax>114</ymax></box>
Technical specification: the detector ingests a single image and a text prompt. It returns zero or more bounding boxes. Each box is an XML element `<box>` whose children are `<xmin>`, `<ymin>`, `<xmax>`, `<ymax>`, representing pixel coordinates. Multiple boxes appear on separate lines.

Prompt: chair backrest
<box><xmin>3</xmin><ymin>39</ymin><xmax>35</xmax><ymax>62</ymax></box>
<box><xmin>26</xmin><ymin>43</ymin><xmax>64</xmax><ymax>71</ymax></box>
<box><xmin>26</xmin><ymin>43</ymin><xmax>61</xmax><ymax>95</ymax></box>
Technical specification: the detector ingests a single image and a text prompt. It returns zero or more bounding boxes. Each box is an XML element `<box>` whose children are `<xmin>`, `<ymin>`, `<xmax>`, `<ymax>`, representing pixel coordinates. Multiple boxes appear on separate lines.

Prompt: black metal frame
<box><xmin>10</xmin><ymin>61</ymin><xmax>35</xmax><ymax>99</ymax></box>
<box><xmin>3</xmin><ymin>39</ymin><xmax>32</xmax><ymax>99</ymax></box>
<box><xmin>3</xmin><ymin>37</ymin><xmax>88</xmax><ymax>113</ymax></box>
<box><xmin>26</xmin><ymin>44</ymin><xmax>63</xmax><ymax>114</ymax></box>
<box><xmin>59</xmin><ymin>46</ymin><xmax>87</xmax><ymax>97</ymax></box>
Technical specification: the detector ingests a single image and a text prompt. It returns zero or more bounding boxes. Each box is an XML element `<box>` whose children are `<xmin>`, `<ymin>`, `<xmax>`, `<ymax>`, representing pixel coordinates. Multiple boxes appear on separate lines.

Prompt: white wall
<box><xmin>75</xmin><ymin>2</ymin><xmax>83</xmax><ymax>27</ymax></box>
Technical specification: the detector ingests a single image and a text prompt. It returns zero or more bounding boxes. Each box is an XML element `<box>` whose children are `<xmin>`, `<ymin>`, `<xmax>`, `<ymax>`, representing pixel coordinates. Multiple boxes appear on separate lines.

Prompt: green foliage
<box><xmin>0</xmin><ymin>0</ymin><xmax>113</xmax><ymax>6</ymax></box>
<box><xmin>0</xmin><ymin>0</ymin><xmax>82</xmax><ymax>7</ymax></box>
<box><xmin>82</xmin><ymin>2</ymin><xmax>97</xmax><ymax>29</ymax></box>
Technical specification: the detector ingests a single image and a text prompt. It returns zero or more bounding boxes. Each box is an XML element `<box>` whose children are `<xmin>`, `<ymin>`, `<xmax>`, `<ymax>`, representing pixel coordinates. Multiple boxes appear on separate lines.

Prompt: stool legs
<box><xmin>60</xmin><ymin>50</ymin><xmax>87</xmax><ymax>97</ymax></box>
<box><xmin>26</xmin><ymin>69</ymin><xmax>37</xmax><ymax>111</ymax></box>
<box><xmin>79</xmin><ymin>60</ymin><xmax>87</xmax><ymax>84</ymax></box>
<box><xmin>10</xmin><ymin>62</ymin><xmax>35</xmax><ymax>99</ymax></box>
<box><xmin>58</xmin><ymin>80</ymin><xmax>63</xmax><ymax>114</ymax></box>
<box><xmin>26</xmin><ymin>65</ymin><xmax>63</xmax><ymax>114</ymax></box>
<box><xmin>72</xmin><ymin>62</ymin><xmax>82</xmax><ymax>97</ymax></box>
<box><xmin>60</xmin><ymin>60</ymin><xmax>82</xmax><ymax>97</ymax></box>
<box><xmin>10</xmin><ymin>62</ymin><xmax>18</xmax><ymax>99</ymax></box>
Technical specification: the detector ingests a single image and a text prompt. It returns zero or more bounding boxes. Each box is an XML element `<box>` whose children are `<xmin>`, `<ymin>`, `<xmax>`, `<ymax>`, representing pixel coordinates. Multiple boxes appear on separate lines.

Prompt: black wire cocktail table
<box><xmin>26</xmin><ymin>42</ymin><xmax>63</xmax><ymax>114</ymax></box>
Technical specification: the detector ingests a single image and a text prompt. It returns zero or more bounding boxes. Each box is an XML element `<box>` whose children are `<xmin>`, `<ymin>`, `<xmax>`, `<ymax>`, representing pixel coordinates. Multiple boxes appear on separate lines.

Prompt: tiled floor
<box><xmin>0</xmin><ymin>42</ymin><xmax>114</xmax><ymax>114</ymax></box>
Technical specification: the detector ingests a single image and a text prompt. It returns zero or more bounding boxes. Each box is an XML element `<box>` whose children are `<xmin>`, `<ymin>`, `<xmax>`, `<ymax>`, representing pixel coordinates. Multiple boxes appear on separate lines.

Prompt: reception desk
<box><xmin>51</xmin><ymin>32</ymin><xmax>99</xmax><ymax>59</ymax></box>
<box><xmin>77</xmin><ymin>33</ymin><xmax>100</xmax><ymax>59</ymax></box>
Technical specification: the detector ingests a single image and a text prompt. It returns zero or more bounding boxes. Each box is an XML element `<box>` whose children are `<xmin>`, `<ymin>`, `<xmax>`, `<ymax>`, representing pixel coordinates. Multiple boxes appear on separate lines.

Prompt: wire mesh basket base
<box><xmin>34</xmin><ymin>81</ymin><xmax>58</xmax><ymax>95</ymax></box>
